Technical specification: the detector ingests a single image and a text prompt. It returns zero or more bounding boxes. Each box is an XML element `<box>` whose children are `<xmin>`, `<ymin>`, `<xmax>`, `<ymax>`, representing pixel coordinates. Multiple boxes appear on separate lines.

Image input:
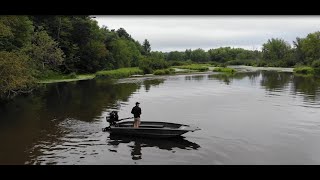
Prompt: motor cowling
<box><xmin>106</xmin><ymin>111</ymin><xmax>119</xmax><ymax>126</ymax></box>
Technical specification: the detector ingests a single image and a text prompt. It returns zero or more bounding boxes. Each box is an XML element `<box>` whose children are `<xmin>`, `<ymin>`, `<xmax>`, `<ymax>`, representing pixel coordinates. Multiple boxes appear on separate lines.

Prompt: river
<box><xmin>0</xmin><ymin>70</ymin><xmax>320</xmax><ymax>164</ymax></box>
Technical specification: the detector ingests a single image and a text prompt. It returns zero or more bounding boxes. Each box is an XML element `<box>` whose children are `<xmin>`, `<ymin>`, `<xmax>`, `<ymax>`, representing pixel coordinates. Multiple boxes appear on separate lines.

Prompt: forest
<box><xmin>1</xmin><ymin>15</ymin><xmax>320</xmax><ymax>99</ymax></box>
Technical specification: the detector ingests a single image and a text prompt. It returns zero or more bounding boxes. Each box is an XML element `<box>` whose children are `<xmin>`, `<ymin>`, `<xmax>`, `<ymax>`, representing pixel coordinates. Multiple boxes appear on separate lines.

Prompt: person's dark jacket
<box><xmin>131</xmin><ymin>106</ymin><xmax>141</xmax><ymax>118</ymax></box>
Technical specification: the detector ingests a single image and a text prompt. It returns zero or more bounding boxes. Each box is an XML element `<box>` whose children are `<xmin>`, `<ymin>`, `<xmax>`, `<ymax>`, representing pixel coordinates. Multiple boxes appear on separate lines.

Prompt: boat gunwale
<box><xmin>109</xmin><ymin>126</ymin><xmax>191</xmax><ymax>131</ymax></box>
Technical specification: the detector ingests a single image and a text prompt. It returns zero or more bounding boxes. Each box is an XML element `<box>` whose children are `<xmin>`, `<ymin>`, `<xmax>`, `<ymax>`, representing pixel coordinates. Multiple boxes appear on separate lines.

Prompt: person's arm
<box><xmin>131</xmin><ymin>108</ymin><xmax>134</xmax><ymax>114</ymax></box>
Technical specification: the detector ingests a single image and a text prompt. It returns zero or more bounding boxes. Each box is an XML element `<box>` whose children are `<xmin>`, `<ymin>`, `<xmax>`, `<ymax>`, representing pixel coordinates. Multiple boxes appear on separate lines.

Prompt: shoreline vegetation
<box><xmin>1</xmin><ymin>15</ymin><xmax>320</xmax><ymax>100</ymax></box>
<box><xmin>38</xmin><ymin>65</ymin><xmax>313</xmax><ymax>84</ymax></box>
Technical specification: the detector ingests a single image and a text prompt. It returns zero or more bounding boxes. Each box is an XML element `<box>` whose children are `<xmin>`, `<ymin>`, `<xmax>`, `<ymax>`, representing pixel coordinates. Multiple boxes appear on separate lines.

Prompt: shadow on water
<box><xmin>107</xmin><ymin>134</ymin><xmax>200</xmax><ymax>160</ymax></box>
<box><xmin>0</xmin><ymin>78</ymin><xmax>165</xmax><ymax>164</ymax></box>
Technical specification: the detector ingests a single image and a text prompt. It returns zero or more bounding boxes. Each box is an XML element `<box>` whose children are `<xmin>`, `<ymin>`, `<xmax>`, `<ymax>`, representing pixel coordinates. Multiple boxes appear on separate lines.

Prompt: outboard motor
<box><xmin>102</xmin><ymin>111</ymin><xmax>134</xmax><ymax>132</ymax></box>
<box><xmin>103</xmin><ymin>111</ymin><xmax>119</xmax><ymax>131</ymax></box>
<box><xmin>106</xmin><ymin>111</ymin><xmax>119</xmax><ymax>125</ymax></box>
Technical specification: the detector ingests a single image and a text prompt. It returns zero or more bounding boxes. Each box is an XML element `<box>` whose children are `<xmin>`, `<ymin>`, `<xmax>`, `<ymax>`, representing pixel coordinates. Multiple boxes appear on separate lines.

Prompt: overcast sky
<box><xmin>95</xmin><ymin>16</ymin><xmax>320</xmax><ymax>52</ymax></box>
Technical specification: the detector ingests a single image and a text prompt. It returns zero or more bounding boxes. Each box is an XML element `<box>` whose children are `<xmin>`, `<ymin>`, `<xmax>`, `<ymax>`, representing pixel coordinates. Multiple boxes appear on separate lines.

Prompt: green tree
<box><xmin>262</xmin><ymin>38</ymin><xmax>292</xmax><ymax>62</ymax></box>
<box><xmin>0</xmin><ymin>51</ymin><xmax>35</xmax><ymax>99</ymax></box>
<box><xmin>142</xmin><ymin>39</ymin><xmax>151</xmax><ymax>55</ymax></box>
<box><xmin>78</xmin><ymin>40</ymin><xmax>108</xmax><ymax>73</ymax></box>
<box><xmin>0</xmin><ymin>16</ymin><xmax>34</xmax><ymax>51</ymax></box>
<box><xmin>110</xmin><ymin>38</ymin><xmax>142</xmax><ymax>68</ymax></box>
<box><xmin>166</xmin><ymin>51</ymin><xmax>185</xmax><ymax>61</ymax></box>
<box><xmin>116</xmin><ymin>28</ymin><xmax>131</xmax><ymax>40</ymax></box>
<box><xmin>25</xmin><ymin>29</ymin><xmax>65</xmax><ymax>71</ymax></box>
<box><xmin>299</xmin><ymin>31</ymin><xmax>320</xmax><ymax>65</ymax></box>
<box><xmin>293</xmin><ymin>37</ymin><xmax>306</xmax><ymax>65</ymax></box>
<box><xmin>150</xmin><ymin>51</ymin><xmax>165</xmax><ymax>60</ymax></box>
<box><xmin>185</xmin><ymin>49</ymin><xmax>192</xmax><ymax>60</ymax></box>
<box><xmin>191</xmin><ymin>48</ymin><xmax>208</xmax><ymax>62</ymax></box>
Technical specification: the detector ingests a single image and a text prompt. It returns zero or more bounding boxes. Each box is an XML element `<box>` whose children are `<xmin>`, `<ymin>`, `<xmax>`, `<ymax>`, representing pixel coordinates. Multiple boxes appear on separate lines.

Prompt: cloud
<box><xmin>95</xmin><ymin>16</ymin><xmax>320</xmax><ymax>52</ymax></box>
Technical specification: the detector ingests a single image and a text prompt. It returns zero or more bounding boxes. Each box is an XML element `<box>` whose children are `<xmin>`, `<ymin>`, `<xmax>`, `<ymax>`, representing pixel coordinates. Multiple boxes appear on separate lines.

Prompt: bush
<box><xmin>314</xmin><ymin>68</ymin><xmax>320</xmax><ymax>75</ymax></box>
<box><xmin>168</xmin><ymin>60</ymin><xmax>192</xmax><ymax>66</ymax></box>
<box><xmin>213</xmin><ymin>67</ymin><xmax>236</xmax><ymax>73</ymax></box>
<box><xmin>140</xmin><ymin>66</ymin><xmax>153</xmax><ymax>74</ymax></box>
<box><xmin>293</xmin><ymin>66</ymin><xmax>315</xmax><ymax>75</ymax></box>
<box><xmin>312</xmin><ymin>60</ymin><xmax>320</xmax><ymax>68</ymax></box>
<box><xmin>226</xmin><ymin>59</ymin><xmax>259</xmax><ymax>66</ymax></box>
<box><xmin>153</xmin><ymin>69</ymin><xmax>172</xmax><ymax>75</ymax></box>
<box><xmin>67</xmin><ymin>72</ymin><xmax>77</xmax><ymax>79</ymax></box>
<box><xmin>96</xmin><ymin>67</ymin><xmax>143</xmax><ymax>79</ymax></box>
<box><xmin>226</xmin><ymin>60</ymin><xmax>244</xmax><ymax>65</ymax></box>
<box><xmin>169</xmin><ymin>68</ymin><xmax>175</xmax><ymax>73</ymax></box>
<box><xmin>267</xmin><ymin>61</ymin><xmax>287</xmax><ymax>67</ymax></box>
<box><xmin>37</xmin><ymin>69</ymin><xmax>62</xmax><ymax>79</ymax></box>
<box><xmin>139</xmin><ymin>57</ymin><xmax>169</xmax><ymax>74</ymax></box>
<box><xmin>217</xmin><ymin>63</ymin><xmax>227</xmax><ymax>68</ymax></box>
<box><xmin>256</xmin><ymin>61</ymin><xmax>268</xmax><ymax>67</ymax></box>
<box><xmin>209</xmin><ymin>61</ymin><xmax>222</xmax><ymax>67</ymax></box>
<box><xmin>175</xmin><ymin>64</ymin><xmax>209</xmax><ymax>72</ymax></box>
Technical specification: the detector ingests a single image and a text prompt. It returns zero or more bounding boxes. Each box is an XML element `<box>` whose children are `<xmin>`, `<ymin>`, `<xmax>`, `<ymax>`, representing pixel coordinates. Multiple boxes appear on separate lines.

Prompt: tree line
<box><xmin>1</xmin><ymin>15</ymin><xmax>320</xmax><ymax>99</ymax></box>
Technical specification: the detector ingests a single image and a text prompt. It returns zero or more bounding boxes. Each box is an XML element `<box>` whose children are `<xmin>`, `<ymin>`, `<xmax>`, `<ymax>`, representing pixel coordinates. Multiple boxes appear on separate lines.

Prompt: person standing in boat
<box><xmin>131</xmin><ymin>102</ymin><xmax>142</xmax><ymax>128</ymax></box>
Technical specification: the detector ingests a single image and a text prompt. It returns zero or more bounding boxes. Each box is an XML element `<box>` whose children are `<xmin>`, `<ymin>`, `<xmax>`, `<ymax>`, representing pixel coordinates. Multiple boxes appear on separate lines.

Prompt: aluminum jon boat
<box><xmin>103</xmin><ymin>120</ymin><xmax>201</xmax><ymax>138</ymax></box>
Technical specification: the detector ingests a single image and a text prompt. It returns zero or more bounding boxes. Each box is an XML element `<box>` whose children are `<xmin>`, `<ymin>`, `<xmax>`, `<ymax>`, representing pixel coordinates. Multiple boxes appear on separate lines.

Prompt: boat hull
<box><xmin>105</xmin><ymin>121</ymin><xmax>200</xmax><ymax>138</ymax></box>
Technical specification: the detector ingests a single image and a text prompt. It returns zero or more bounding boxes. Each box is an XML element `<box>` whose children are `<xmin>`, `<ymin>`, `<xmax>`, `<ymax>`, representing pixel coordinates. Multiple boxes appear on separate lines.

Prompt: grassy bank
<box><xmin>153</xmin><ymin>68</ymin><xmax>175</xmax><ymax>75</ymax></box>
<box><xmin>213</xmin><ymin>67</ymin><xmax>237</xmax><ymax>73</ymax></box>
<box><xmin>293</xmin><ymin>67</ymin><xmax>314</xmax><ymax>75</ymax></box>
<box><xmin>38</xmin><ymin>67</ymin><xmax>143</xmax><ymax>83</ymax></box>
<box><xmin>38</xmin><ymin>73</ymin><xmax>95</xmax><ymax>84</ymax></box>
<box><xmin>96</xmin><ymin>67</ymin><xmax>143</xmax><ymax>79</ymax></box>
<box><xmin>293</xmin><ymin>66</ymin><xmax>320</xmax><ymax>76</ymax></box>
<box><xmin>173</xmin><ymin>64</ymin><xmax>210</xmax><ymax>72</ymax></box>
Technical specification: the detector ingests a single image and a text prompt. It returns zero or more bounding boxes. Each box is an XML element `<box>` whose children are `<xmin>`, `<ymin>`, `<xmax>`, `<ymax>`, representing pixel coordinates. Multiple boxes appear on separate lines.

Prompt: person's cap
<box><xmin>136</xmin><ymin>102</ymin><xmax>140</xmax><ymax>104</ymax></box>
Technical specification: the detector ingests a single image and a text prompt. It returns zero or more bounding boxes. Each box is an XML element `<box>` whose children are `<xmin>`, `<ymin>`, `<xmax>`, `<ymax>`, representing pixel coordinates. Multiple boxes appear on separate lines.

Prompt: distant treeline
<box><xmin>1</xmin><ymin>15</ymin><xmax>320</xmax><ymax>99</ymax></box>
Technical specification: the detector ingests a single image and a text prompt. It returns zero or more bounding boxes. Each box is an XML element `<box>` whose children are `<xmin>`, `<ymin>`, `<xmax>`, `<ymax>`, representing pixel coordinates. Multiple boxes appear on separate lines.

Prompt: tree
<box><xmin>299</xmin><ymin>31</ymin><xmax>320</xmax><ymax>65</ymax></box>
<box><xmin>142</xmin><ymin>39</ymin><xmax>151</xmax><ymax>55</ymax></box>
<box><xmin>0</xmin><ymin>16</ymin><xmax>34</xmax><ymax>51</ymax></box>
<box><xmin>116</xmin><ymin>28</ymin><xmax>131</xmax><ymax>40</ymax></box>
<box><xmin>78</xmin><ymin>40</ymin><xmax>108</xmax><ymax>73</ymax></box>
<box><xmin>150</xmin><ymin>51</ymin><xmax>165</xmax><ymax>60</ymax></box>
<box><xmin>190</xmin><ymin>48</ymin><xmax>209</xmax><ymax>62</ymax></box>
<box><xmin>26</xmin><ymin>29</ymin><xmax>65</xmax><ymax>71</ymax></box>
<box><xmin>293</xmin><ymin>37</ymin><xmax>306</xmax><ymax>65</ymax></box>
<box><xmin>262</xmin><ymin>38</ymin><xmax>292</xmax><ymax>62</ymax></box>
<box><xmin>185</xmin><ymin>49</ymin><xmax>192</xmax><ymax>60</ymax></box>
<box><xmin>0</xmin><ymin>51</ymin><xmax>35</xmax><ymax>99</ymax></box>
<box><xmin>166</xmin><ymin>51</ymin><xmax>185</xmax><ymax>61</ymax></box>
<box><xmin>110</xmin><ymin>38</ymin><xmax>142</xmax><ymax>68</ymax></box>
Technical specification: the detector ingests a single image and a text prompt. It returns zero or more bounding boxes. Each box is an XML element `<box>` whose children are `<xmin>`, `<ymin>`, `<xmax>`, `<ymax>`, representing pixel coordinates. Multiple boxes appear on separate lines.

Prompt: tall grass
<box><xmin>153</xmin><ymin>68</ymin><xmax>175</xmax><ymax>75</ymax></box>
<box><xmin>213</xmin><ymin>67</ymin><xmax>236</xmax><ymax>73</ymax></box>
<box><xmin>173</xmin><ymin>64</ymin><xmax>210</xmax><ymax>72</ymax></box>
<box><xmin>96</xmin><ymin>67</ymin><xmax>143</xmax><ymax>79</ymax></box>
<box><xmin>293</xmin><ymin>66</ymin><xmax>315</xmax><ymax>75</ymax></box>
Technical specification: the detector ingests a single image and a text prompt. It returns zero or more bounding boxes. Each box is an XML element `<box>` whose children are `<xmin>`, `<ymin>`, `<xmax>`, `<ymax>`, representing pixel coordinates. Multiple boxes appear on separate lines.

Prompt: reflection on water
<box><xmin>0</xmin><ymin>78</ymin><xmax>164</xmax><ymax>164</ymax></box>
<box><xmin>0</xmin><ymin>70</ymin><xmax>320</xmax><ymax>164</ymax></box>
<box><xmin>185</xmin><ymin>75</ymin><xmax>205</xmax><ymax>81</ymax></box>
<box><xmin>107</xmin><ymin>134</ymin><xmax>200</xmax><ymax>161</ymax></box>
<box><xmin>143</xmin><ymin>79</ymin><xmax>165</xmax><ymax>92</ymax></box>
<box><xmin>208</xmin><ymin>71</ymin><xmax>320</xmax><ymax>102</ymax></box>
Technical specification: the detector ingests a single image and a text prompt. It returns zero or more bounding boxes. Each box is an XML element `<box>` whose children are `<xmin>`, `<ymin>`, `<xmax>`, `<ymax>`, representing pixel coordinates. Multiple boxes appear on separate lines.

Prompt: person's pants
<box><xmin>134</xmin><ymin>117</ymin><xmax>140</xmax><ymax>127</ymax></box>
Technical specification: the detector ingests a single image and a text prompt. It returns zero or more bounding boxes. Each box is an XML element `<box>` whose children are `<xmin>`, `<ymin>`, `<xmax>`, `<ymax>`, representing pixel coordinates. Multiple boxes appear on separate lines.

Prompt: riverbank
<box><xmin>37</xmin><ymin>65</ymin><xmax>300</xmax><ymax>84</ymax></box>
<box><xmin>37</xmin><ymin>67</ymin><xmax>143</xmax><ymax>84</ymax></box>
<box><xmin>228</xmin><ymin>65</ymin><xmax>294</xmax><ymax>72</ymax></box>
<box><xmin>38</xmin><ymin>74</ymin><xmax>96</xmax><ymax>84</ymax></box>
